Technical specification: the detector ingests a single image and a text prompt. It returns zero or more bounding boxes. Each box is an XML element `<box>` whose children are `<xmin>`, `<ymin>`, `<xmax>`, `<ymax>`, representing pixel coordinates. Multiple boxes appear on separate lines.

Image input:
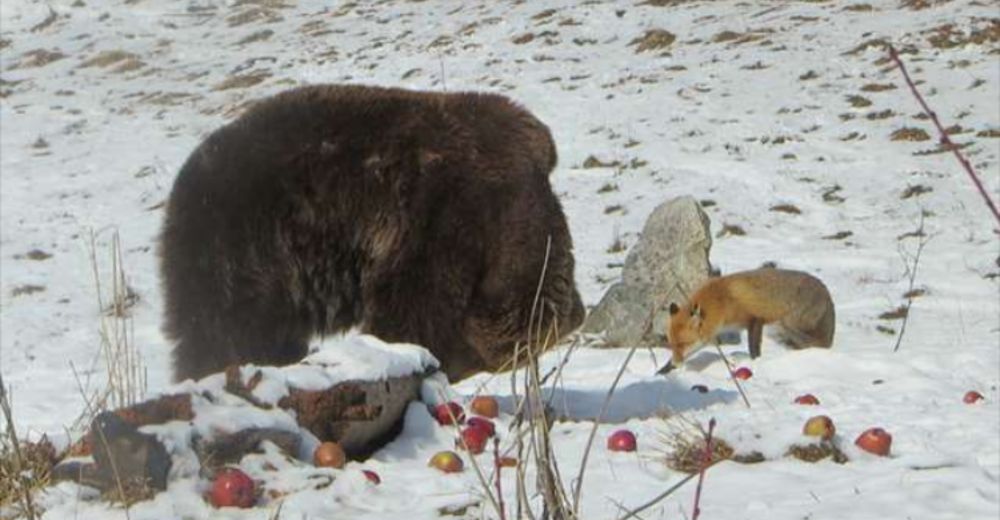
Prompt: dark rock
<box><xmin>88</xmin><ymin>412</ymin><xmax>171</xmax><ymax>496</ymax></box>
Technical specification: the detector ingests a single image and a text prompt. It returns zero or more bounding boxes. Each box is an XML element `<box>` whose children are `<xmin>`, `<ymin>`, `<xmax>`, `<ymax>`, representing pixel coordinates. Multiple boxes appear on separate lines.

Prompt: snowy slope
<box><xmin>1</xmin><ymin>0</ymin><xmax>998</xmax><ymax>518</ymax></box>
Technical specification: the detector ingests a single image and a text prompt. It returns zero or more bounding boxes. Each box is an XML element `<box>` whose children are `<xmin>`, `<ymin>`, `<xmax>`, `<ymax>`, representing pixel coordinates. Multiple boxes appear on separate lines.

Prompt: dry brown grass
<box><xmin>14</xmin><ymin>49</ymin><xmax>66</xmax><ymax>69</ymax></box>
<box><xmin>79</xmin><ymin>50</ymin><xmax>137</xmax><ymax>69</ymax></box>
<box><xmin>0</xmin><ymin>376</ymin><xmax>54</xmax><ymax>518</ymax></box>
<box><xmin>85</xmin><ymin>230</ymin><xmax>147</xmax><ymax>416</ymax></box>
<box><xmin>926</xmin><ymin>19</ymin><xmax>1000</xmax><ymax>49</ymax></box>
<box><xmin>846</xmin><ymin>95</ymin><xmax>872</xmax><ymax>108</ymax></box>
<box><xmin>227</xmin><ymin>7</ymin><xmax>284</xmax><ymax>27</ymax></box>
<box><xmin>786</xmin><ymin>442</ymin><xmax>848</xmax><ymax>463</ymax></box>
<box><xmin>716</xmin><ymin>223</ymin><xmax>746</xmax><ymax>238</ymax></box>
<box><xmin>861</xmin><ymin>83</ymin><xmax>896</xmax><ymax>92</ymax></box>
<box><xmin>629</xmin><ymin>29</ymin><xmax>676</xmax><ymax>53</ymax></box>
<box><xmin>660</xmin><ymin>425</ymin><xmax>735</xmax><ymax>474</ymax></box>
<box><xmin>891</xmin><ymin>127</ymin><xmax>932</xmax><ymax>141</ymax></box>
<box><xmin>213</xmin><ymin>71</ymin><xmax>272</xmax><ymax>91</ymax></box>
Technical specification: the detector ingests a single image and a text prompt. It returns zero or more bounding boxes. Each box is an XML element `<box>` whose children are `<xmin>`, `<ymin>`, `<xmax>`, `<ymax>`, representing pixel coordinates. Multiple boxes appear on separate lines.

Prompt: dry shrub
<box><xmin>786</xmin><ymin>442</ymin><xmax>848</xmax><ymax>463</ymax></box>
<box><xmin>0</xmin><ymin>379</ymin><xmax>56</xmax><ymax>518</ymax></box>
<box><xmin>659</xmin><ymin>422</ymin><xmax>735</xmax><ymax>474</ymax></box>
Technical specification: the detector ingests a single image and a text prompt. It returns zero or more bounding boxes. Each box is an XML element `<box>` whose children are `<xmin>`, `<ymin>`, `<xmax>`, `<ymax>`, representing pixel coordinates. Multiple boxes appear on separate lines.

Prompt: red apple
<box><xmin>313</xmin><ymin>441</ymin><xmax>346</xmax><ymax>469</ymax></box>
<box><xmin>362</xmin><ymin>470</ymin><xmax>381</xmax><ymax>485</ymax></box>
<box><xmin>794</xmin><ymin>394</ymin><xmax>820</xmax><ymax>405</ymax></box>
<box><xmin>210</xmin><ymin>468</ymin><xmax>256</xmax><ymax>508</ymax></box>
<box><xmin>854</xmin><ymin>427</ymin><xmax>892</xmax><ymax>456</ymax></box>
<box><xmin>457</xmin><ymin>426</ymin><xmax>490</xmax><ymax>454</ymax></box>
<box><xmin>731</xmin><ymin>367</ymin><xmax>753</xmax><ymax>380</ymax></box>
<box><xmin>690</xmin><ymin>384</ymin><xmax>709</xmax><ymax>394</ymax></box>
<box><xmin>607</xmin><ymin>429</ymin><xmax>637</xmax><ymax>452</ymax></box>
<box><xmin>431</xmin><ymin>402</ymin><xmax>466</xmax><ymax>425</ymax></box>
<box><xmin>470</xmin><ymin>396</ymin><xmax>500</xmax><ymax>418</ymax></box>
<box><xmin>429</xmin><ymin>450</ymin><xmax>464</xmax><ymax>473</ymax></box>
<box><xmin>802</xmin><ymin>415</ymin><xmax>835</xmax><ymax>441</ymax></box>
<box><xmin>466</xmin><ymin>417</ymin><xmax>496</xmax><ymax>437</ymax></box>
<box><xmin>963</xmin><ymin>391</ymin><xmax>985</xmax><ymax>404</ymax></box>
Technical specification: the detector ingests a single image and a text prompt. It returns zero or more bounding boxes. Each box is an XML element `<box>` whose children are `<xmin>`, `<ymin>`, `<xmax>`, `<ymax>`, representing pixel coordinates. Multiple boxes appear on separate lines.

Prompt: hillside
<box><xmin>1</xmin><ymin>1</ymin><xmax>998</xmax><ymax>518</ymax></box>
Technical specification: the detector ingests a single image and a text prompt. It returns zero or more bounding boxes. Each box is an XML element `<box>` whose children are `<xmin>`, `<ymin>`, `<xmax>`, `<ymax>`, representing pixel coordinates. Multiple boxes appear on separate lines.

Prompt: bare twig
<box><xmin>613</xmin><ymin>472</ymin><xmax>698</xmax><ymax>520</ymax></box>
<box><xmin>571</xmin><ymin>344</ymin><xmax>637</xmax><ymax>514</ymax></box>
<box><xmin>712</xmin><ymin>345</ymin><xmax>751</xmax><ymax>408</ymax></box>
<box><xmin>493</xmin><ymin>438</ymin><xmax>507</xmax><ymax>520</ymax></box>
<box><xmin>888</xmin><ymin>45</ymin><xmax>1000</xmax><ymax>225</ymax></box>
<box><xmin>691</xmin><ymin>418</ymin><xmax>717</xmax><ymax>520</ymax></box>
<box><xmin>87</xmin><ymin>229</ymin><xmax>146</xmax><ymax>412</ymax></box>
<box><xmin>893</xmin><ymin>212</ymin><xmax>932</xmax><ymax>352</ymax></box>
<box><xmin>437</xmin><ymin>390</ymin><xmax>503</xmax><ymax>518</ymax></box>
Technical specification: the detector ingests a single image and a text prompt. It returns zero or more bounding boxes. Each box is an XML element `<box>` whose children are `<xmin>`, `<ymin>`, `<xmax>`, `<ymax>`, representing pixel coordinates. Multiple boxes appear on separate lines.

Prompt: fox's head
<box><xmin>665</xmin><ymin>301</ymin><xmax>709</xmax><ymax>369</ymax></box>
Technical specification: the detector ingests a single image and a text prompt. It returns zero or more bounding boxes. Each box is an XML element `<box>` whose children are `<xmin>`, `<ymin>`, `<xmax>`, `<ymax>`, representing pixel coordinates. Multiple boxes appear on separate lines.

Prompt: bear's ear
<box><xmin>669</xmin><ymin>302</ymin><xmax>680</xmax><ymax>315</ymax></box>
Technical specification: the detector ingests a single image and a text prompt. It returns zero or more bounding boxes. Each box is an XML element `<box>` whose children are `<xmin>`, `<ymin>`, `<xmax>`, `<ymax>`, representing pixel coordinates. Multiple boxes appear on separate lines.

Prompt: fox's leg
<box><xmin>748</xmin><ymin>318</ymin><xmax>763</xmax><ymax>359</ymax></box>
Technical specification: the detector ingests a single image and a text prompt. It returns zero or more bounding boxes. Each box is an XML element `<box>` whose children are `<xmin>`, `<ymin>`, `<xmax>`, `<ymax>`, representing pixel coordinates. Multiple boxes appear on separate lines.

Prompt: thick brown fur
<box><xmin>666</xmin><ymin>268</ymin><xmax>835</xmax><ymax>366</ymax></box>
<box><xmin>160</xmin><ymin>84</ymin><xmax>584</xmax><ymax>382</ymax></box>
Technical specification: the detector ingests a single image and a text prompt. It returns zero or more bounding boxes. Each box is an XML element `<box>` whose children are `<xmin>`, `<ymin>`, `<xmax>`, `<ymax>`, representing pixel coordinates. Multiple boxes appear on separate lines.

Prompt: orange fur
<box><xmin>667</xmin><ymin>268</ymin><xmax>835</xmax><ymax>366</ymax></box>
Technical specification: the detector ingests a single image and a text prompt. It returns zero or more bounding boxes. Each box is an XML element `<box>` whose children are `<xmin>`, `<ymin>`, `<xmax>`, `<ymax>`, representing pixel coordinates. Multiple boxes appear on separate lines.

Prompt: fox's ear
<box><xmin>669</xmin><ymin>302</ymin><xmax>679</xmax><ymax>315</ymax></box>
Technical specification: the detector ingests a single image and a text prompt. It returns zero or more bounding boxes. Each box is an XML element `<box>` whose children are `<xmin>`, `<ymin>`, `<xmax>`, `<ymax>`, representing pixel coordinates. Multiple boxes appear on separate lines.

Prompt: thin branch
<box><xmin>691</xmin><ymin>418</ymin><xmax>717</xmax><ymax>520</ymax></box>
<box><xmin>888</xmin><ymin>45</ymin><xmax>1000</xmax><ymax>225</ymax></box>
<box><xmin>613</xmin><ymin>473</ymin><xmax>698</xmax><ymax>520</ymax></box>
<box><xmin>712</xmin><ymin>345</ymin><xmax>751</xmax><ymax>408</ymax></box>
<box><xmin>893</xmin><ymin>212</ymin><xmax>931</xmax><ymax>352</ymax></box>
<box><xmin>493</xmin><ymin>438</ymin><xmax>507</xmax><ymax>520</ymax></box>
<box><xmin>571</xmin><ymin>344</ymin><xmax>638</xmax><ymax>514</ymax></box>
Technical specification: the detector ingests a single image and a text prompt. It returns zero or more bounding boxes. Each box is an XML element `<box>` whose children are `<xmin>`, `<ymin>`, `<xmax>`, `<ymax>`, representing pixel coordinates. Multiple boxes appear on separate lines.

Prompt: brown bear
<box><xmin>160</xmin><ymin>84</ymin><xmax>584</xmax><ymax>382</ymax></box>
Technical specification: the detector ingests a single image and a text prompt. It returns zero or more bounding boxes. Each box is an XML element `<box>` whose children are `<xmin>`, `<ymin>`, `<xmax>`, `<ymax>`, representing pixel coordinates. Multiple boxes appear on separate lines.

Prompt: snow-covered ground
<box><xmin>1</xmin><ymin>0</ymin><xmax>998</xmax><ymax>518</ymax></box>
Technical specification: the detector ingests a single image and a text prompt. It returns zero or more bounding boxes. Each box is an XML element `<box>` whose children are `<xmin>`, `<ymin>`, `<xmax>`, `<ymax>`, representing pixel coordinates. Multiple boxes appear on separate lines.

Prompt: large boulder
<box><xmin>582</xmin><ymin>196</ymin><xmax>713</xmax><ymax>347</ymax></box>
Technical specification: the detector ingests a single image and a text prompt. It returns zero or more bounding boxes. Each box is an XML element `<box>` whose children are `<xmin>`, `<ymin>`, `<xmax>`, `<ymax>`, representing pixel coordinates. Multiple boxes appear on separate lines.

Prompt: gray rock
<box><xmin>60</xmin><ymin>412</ymin><xmax>173</xmax><ymax>500</ymax></box>
<box><xmin>582</xmin><ymin>196</ymin><xmax>713</xmax><ymax>347</ymax></box>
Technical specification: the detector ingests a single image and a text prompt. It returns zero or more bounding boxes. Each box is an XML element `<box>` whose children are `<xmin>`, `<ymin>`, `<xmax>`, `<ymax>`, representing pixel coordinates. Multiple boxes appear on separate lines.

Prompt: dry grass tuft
<box><xmin>227</xmin><ymin>7</ymin><xmax>284</xmax><ymax>27</ymax></box>
<box><xmin>79</xmin><ymin>50</ymin><xmax>138</xmax><ymax>69</ymax></box>
<box><xmin>630</xmin><ymin>29</ymin><xmax>676</xmax><ymax>53</ymax></box>
<box><xmin>716</xmin><ymin>223</ymin><xmax>746</xmax><ymax>238</ymax></box>
<box><xmin>860</xmin><ymin>83</ymin><xmax>896</xmax><ymax>92</ymax></box>
<box><xmin>786</xmin><ymin>442</ymin><xmax>848</xmax><ymax>463</ymax></box>
<box><xmin>926</xmin><ymin>20</ymin><xmax>1000</xmax><ymax>49</ymax></box>
<box><xmin>660</xmin><ymin>424</ymin><xmax>735</xmax><ymax>474</ymax></box>
<box><xmin>213</xmin><ymin>71</ymin><xmax>272</xmax><ymax>91</ymax></box>
<box><xmin>1</xmin><ymin>377</ymin><xmax>54</xmax><ymax>518</ymax></box>
<box><xmin>891</xmin><ymin>127</ymin><xmax>932</xmax><ymax>141</ymax></box>
<box><xmin>86</xmin><ymin>229</ymin><xmax>147</xmax><ymax>415</ymax></box>
<box><xmin>846</xmin><ymin>94</ymin><xmax>872</xmax><ymax>108</ymax></box>
<box><xmin>15</xmin><ymin>49</ymin><xmax>66</xmax><ymax>69</ymax></box>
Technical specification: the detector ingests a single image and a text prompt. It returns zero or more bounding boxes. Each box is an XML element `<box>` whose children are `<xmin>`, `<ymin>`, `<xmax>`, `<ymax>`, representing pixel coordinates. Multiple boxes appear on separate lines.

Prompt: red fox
<box><xmin>659</xmin><ymin>268</ymin><xmax>835</xmax><ymax>373</ymax></box>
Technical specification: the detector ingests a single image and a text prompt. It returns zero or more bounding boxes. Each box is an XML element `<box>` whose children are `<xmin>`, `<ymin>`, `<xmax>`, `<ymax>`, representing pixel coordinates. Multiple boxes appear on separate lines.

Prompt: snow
<box><xmin>2</xmin><ymin>0</ymin><xmax>998</xmax><ymax>518</ymax></box>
